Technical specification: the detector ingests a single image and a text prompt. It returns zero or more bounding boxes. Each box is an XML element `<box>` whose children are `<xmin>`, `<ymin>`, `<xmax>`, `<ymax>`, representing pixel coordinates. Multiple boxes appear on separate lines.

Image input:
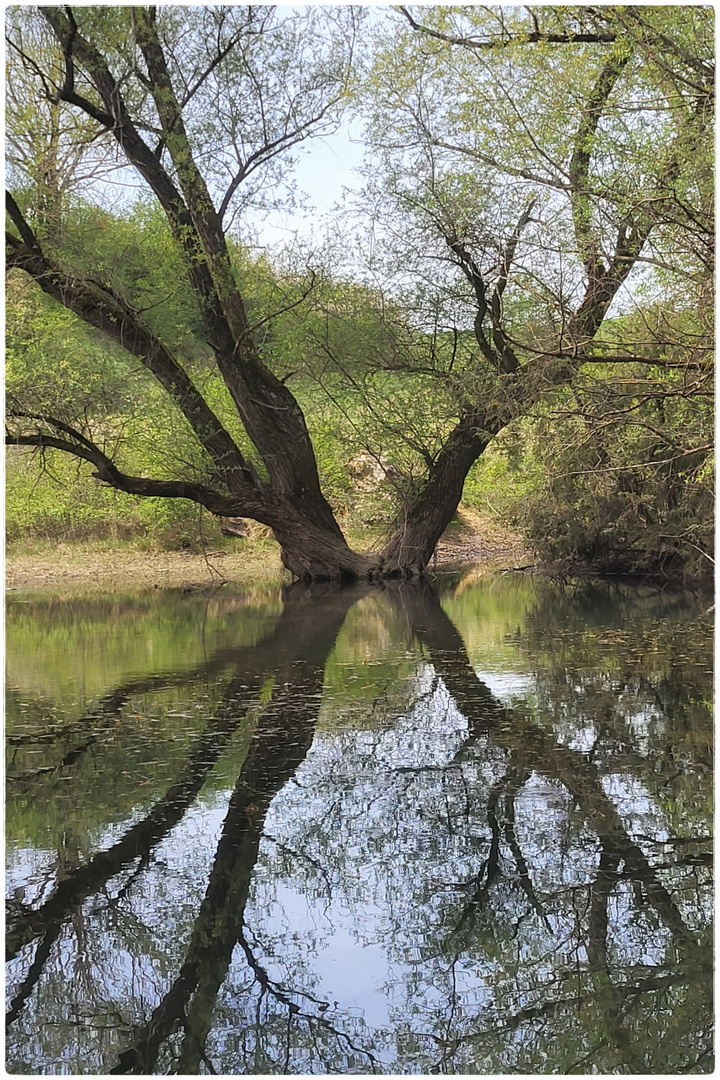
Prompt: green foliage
<box><xmin>7</xmin><ymin>273</ymin><xmax>128</xmax><ymax>420</ymax></box>
<box><xmin>469</xmin><ymin>364</ymin><xmax>713</xmax><ymax>577</ymax></box>
<box><xmin>5</xmin><ymin>446</ymin><xmax>204</xmax><ymax>545</ymax></box>
<box><xmin>463</xmin><ymin>418</ymin><xmax>544</xmax><ymax>518</ymax></box>
<box><xmin>5</xmin><ymin>6</ymin><xmax>713</xmax><ymax>573</ymax></box>
<box><xmin>355</xmin><ymin>4</ymin><xmax>713</xmax><ymax>575</ymax></box>
<box><xmin>58</xmin><ymin>200</ymin><xmax>207</xmax><ymax>359</ymax></box>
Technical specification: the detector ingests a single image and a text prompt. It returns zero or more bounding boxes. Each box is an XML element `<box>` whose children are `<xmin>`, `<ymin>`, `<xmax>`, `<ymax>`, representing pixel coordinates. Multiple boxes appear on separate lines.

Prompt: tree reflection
<box><xmin>6</xmin><ymin>579</ymin><xmax>712</xmax><ymax>1074</ymax></box>
<box><xmin>112</xmin><ymin>586</ymin><xmax>370</xmax><ymax>1075</ymax></box>
<box><xmin>368</xmin><ymin>582</ymin><xmax>712</xmax><ymax>1073</ymax></box>
<box><xmin>7</xmin><ymin>586</ymin><xmax>364</xmax><ymax>1062</ymax></box>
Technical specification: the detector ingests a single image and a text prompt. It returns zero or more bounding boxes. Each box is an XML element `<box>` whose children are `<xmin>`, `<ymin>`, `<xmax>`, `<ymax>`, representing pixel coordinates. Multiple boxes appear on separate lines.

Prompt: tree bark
<box><xmin>381</xmin><ymin>410</ymin><xmax>496</xmax><ymax>574</ymax></box>
<box><xmin>267</xmin><ymin>503</ymin><xmax>378</xmax><ymax>582</ymax></box>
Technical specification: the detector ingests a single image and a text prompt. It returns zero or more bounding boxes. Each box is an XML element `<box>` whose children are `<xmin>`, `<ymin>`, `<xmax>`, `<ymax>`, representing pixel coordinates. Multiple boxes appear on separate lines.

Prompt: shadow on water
<box><xmin>5</xmin><ymin>577</ymin><xmax>713</xmax><ymax>1074</ymax></box>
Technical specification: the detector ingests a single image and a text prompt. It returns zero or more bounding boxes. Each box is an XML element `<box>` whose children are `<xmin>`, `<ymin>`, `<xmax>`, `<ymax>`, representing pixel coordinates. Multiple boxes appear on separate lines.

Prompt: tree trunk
<box><xmin>268</xmin><ymin>503</ymin><xmax>378</xmax><ymax>583</ymax></box>
<box><xmin>267</xmin><ymin>408</ymin><xmax>495</xmax><ymax>582</ymax></box>
<box><xmin>382</xmin><ymin>412</ymin><xmax>494</xmax><ymax>575</ymax></box>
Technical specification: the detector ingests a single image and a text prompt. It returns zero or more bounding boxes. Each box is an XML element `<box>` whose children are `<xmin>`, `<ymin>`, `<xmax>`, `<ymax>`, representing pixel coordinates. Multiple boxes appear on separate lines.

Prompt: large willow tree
<box><xmin>6</xmin><ymin>6</ymin><xmax>713</xmax><ymax>580</ymax></box>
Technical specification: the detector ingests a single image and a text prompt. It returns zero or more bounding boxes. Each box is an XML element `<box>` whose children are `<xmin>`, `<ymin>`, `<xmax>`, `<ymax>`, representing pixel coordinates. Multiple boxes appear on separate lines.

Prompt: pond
<box><xmin>5</xmin><ymin>573</ymin><xmax>713</xmax><ymax>1074</ymax></box>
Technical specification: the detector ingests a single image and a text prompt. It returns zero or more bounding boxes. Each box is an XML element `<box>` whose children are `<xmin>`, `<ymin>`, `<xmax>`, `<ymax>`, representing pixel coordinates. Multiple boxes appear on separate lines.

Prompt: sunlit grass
<box><xmin>6</xmin><ymin>535</ymin><xmax>286</xmax><ymax>590</ymax></box>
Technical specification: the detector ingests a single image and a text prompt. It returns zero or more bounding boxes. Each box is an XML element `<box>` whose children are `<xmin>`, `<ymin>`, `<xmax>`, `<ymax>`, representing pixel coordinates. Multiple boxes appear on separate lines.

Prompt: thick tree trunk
<box><xmin>268</xmin><ymin>503</ymin><xmax>378</xmax><ymax>583</ymax></box>
<box><xmin>381</xmin><ymin>412</ymin><xmax>494</xmax><ymax>575</ymax></box>
<box><xmin>266</xmin><ymin>409</ymin><xmax>501</xmax><ymax>582</ymax></box>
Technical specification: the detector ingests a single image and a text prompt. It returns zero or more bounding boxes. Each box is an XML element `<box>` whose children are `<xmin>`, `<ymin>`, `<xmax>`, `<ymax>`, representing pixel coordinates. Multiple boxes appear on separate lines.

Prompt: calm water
<box><xmin>5</xmin><ymin>574</ymin><xmax>713</xmax><ymax>1074</ymax></box>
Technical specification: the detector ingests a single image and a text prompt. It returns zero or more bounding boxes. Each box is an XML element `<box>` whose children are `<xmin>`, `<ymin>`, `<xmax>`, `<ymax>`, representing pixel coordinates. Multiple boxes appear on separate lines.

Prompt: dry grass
<box><xmin>5</xmin><ymin>539</ymin><xmax>286</xmax><ymax>590</ymax></box>
<box><xmin>5</xmin><ymin>510</ymin><xmax>531</xmax><ymax>590</ymax></box>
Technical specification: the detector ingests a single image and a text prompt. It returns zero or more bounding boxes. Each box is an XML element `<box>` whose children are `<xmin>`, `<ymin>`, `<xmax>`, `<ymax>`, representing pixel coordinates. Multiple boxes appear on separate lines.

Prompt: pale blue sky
<box><xmin>244</xmin><ymin>3</ymin><xmax>392</xmax><ymax>251</ymax></box>
<box><xmin>245</xmin><ymin>117</ymin><xmax>368</xmax><ymax>251</ymax></box>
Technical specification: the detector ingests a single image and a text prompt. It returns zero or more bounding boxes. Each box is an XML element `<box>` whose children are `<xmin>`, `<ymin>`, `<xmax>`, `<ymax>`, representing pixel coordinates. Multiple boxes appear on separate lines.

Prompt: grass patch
<box><xmin>6</xmin><ymin>535</ymin><xmax>286</xmax><ymax>590</ymax></box>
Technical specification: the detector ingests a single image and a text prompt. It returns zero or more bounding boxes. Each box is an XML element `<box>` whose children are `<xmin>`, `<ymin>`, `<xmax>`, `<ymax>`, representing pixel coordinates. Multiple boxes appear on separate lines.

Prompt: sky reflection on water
<box><xmin>5</xmin><ymin>575</ymin><xmax>713</xmax><ymax>1074</ymax></box>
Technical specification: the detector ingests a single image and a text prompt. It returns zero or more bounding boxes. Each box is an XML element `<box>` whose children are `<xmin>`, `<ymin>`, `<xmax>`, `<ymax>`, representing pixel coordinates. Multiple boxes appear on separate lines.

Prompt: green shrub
<box><xmin>6</xmin><ymin>448</ymin><xmax>205</xmax><ymax>547</ymax></box>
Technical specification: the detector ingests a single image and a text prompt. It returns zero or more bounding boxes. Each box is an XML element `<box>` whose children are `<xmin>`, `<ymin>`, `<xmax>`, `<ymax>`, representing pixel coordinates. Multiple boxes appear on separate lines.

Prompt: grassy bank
<box><xmin>5</xmin><ymin>536</ymin><xmax>285</xmax><ymax>590</ymax></box>
<box><xmin>5</xmin><ymin>509</ymin><xmax>531</xmax><ymax>590</ymax></box>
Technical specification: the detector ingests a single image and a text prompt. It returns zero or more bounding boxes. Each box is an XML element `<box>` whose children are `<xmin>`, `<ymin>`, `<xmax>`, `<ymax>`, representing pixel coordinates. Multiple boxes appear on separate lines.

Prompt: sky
<box><xmin>244</xmin><ymin>118</ymin><xmax>368</xmax><ymax>252</ymax></box>
<box><xmin>241</xmin><ymin>3</ymin><xmax>392</xmax><ymax>253</ymax></box>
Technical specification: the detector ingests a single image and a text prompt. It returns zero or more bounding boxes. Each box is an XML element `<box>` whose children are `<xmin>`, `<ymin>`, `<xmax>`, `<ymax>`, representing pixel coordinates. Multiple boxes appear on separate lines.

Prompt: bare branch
<box><xmin>244</xmin><ymin>270</ymin><xmax>318</xmax><ymax>338</ymax></box>
<box><xmin>6</xmin><ymin>416</ymin><xmax>257</xmax><ymax>518</ymax></box>
<box><xmin>444</xmin><ymin>234</ymin><xmax>495</xmax><ymax>365</ymax></box>
<box><xmin>488</xmin><ymin>198</ymin><xmax>537</xmax><ymax>374</ymax></box>
<box><xmin>218</xmin><ymin>96</ymin><xmax>341</xmax><ymax>222</ymax></box>
<box><xmin>398</xmin><ymin>7</ymin><xmax>618</xmax><ymax>49</ymax></box>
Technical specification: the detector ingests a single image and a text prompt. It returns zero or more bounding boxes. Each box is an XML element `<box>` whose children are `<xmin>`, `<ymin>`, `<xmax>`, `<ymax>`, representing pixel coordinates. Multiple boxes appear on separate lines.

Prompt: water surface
<box><xmin>6</xmin><ymin>575</ymin><xmax>713</xmax><ymax>1073</ymax></box>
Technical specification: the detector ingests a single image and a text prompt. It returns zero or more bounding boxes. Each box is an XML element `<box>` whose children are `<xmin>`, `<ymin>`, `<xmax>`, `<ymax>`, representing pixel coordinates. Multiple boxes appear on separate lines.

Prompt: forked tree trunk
<box><xmin>266</xmin><ymin>412</ymin><xmax>494</xmax><ymax>583</ymax></box>
<box><xmin>268</xmin><ymin>504</ymin><xmax>378</xmax><ymax>583</ymax></box>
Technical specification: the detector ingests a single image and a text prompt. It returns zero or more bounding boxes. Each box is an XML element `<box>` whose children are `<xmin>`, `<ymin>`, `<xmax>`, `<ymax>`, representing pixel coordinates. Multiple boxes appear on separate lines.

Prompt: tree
<box><xmin>357</xmin><ymin>4</ymin><xmax>713</xmax><ymax>571</ymax></box>
<box><xmin>6</xmin><ymin>6</ymin><xmax>713</xmax><ymax>580</ymax></box>
<box><xmin>6</xmin><ymin>5</ymin><xmax>371</xmax><ymax>581</ymax></box>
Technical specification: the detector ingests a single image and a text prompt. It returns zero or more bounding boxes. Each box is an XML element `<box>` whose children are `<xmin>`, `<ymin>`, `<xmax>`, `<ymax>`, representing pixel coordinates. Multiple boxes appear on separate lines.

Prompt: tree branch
<box><xmin>6</xmin><ymin>191</ymin><xmax>46</xmax><ymax>266</ymax></box>
<box><xmin>569</xmin><ymin>47</ymin><xmax>633</xmax><ymax>278</ymax></box>
<box><xmin>6</xmin><ymin>416</ymin><xmax>263</xmax><ymax>519</ymax></box>
<box><xmin>6</xmin><ymin>206</ymin><xmax>260</xmax><ymax>496</ymax></box>
<box><xmin>126</xmin><ymin>8</ymin><xmax>344</xmax><ymax>521</ymax></box>
<box><xmin>40</xmin><ymin>7</ymin><xmax>239</xmax><ymax>361</ymax></box>
<box><xmin>431</xmin><ymin>139</ymin><xmax>568</xmax><ymax>191</ymax></box>
<box><xmin>399</xmin><ymin>7</ymin><xmax>618</xmax><ymax>49</ymax></box>
<box><xmin>567</xmin><ymin>81</ymin><xmax>707</xmax><ymax>346</ymax></box>
<box><xmin>133</xmin><ymin>6</ymin><xmax>252</xmax><ymax>346</ymax></box>
<box><xmin>488</xmin><ymin>198</ymin><xmax>537</xmax><ymax>373</ymax></box>
<box><xmin>244</xmin><ymin>270</ymin><xmax>318</xmax><ymax>338</ymax></box>
<box><xmin>444</xmin><ymin>233</ymin><xmax>495</xmax><ymax>365</ymax></box>
<box><xmin>218</xmin><ymin>97</ymin><xmax>342</xmax><ymax>222</ymax></box>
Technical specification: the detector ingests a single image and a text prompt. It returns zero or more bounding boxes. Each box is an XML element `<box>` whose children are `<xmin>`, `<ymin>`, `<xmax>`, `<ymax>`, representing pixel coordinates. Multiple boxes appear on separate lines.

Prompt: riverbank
<box><xmin>5</xmin><ymin>509</ymin><xmax>532</xmax><ymax>590</ymax></box>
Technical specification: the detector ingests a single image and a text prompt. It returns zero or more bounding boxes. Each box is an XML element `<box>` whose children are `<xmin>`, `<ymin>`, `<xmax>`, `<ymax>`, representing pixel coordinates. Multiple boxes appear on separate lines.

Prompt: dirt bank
<box><xmin>431</xmin><ymin>508</ymin><xmax>532</xmax><ymax>569</ymax></box>
<box><xmin>5</xmin><ymin>510</ymin><xmax>531</xmax><ymax>590</ymax></box>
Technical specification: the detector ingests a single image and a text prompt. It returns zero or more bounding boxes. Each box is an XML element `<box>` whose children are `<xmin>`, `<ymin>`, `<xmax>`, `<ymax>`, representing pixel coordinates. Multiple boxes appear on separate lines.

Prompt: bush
<box><xmin>6</xmin><ymin>448</ymin><xmax>207</xmax><ymax>547</ymax></box>
<box><xmin>465</xmin><ymin>389</ymin><xmax>714</xmax><ymax>579</ymax></box>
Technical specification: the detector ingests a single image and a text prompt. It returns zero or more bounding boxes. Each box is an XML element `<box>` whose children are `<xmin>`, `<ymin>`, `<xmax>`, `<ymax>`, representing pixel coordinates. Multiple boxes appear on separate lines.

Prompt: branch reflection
<box><xmin>6</xmin><ymin>578</ymin><xmax>712</xmax><ymax>1074</ymax></box>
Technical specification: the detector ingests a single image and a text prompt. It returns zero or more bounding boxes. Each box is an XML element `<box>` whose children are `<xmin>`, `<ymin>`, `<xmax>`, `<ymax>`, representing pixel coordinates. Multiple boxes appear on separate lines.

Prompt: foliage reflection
<box><xmin>6</xmin><ymin>577</ymin><xmax>713</xmax><ymax>1074</ymax></box>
